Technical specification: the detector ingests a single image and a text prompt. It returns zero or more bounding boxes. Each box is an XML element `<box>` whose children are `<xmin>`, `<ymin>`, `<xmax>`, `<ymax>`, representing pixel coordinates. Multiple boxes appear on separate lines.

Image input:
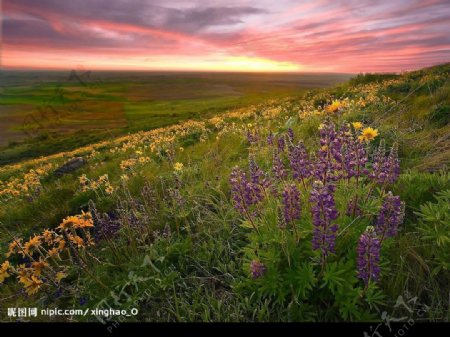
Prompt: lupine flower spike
<box><xmin>282</xmin><ymin>184</ymin><xmax>301</xmax><ymax>241</ymax></box>
<box><xmin>310</xmin><ymin>180</ymin><xmax>339</xmax><ymax>263</ymax></box>
<box><xmin>376</xmin><ymin>192</ymin><xmax>404</xmax><ymax>243</ymax></box>
<box><xmin>357</xmin><ymin>226</ymin><xmax>381</xmax><ymax>286</ymax></box>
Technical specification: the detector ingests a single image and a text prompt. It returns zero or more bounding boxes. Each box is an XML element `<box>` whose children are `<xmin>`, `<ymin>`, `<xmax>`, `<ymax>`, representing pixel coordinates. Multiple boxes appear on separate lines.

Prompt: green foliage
<box><xmin>395</xmin><ymin>170</ymin><xmax>450</xmax><ymax>213</ymax></box>
<box><xmin>415</xmin><ymin>190</ymin><xmax>450</xmax><ymax>272</ymax></box>
<box><xmin>430</xmin><ymin>104</ymin><xmax>450</xmax><ymax>127</ymax></box>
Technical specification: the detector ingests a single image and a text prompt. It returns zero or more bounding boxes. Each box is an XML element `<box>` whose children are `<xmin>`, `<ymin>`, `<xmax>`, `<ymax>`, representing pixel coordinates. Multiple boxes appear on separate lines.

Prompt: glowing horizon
<box><xmin>2</xmin><ymin>0</ymin><xmax>449</xmax><ymax>73</ymax></box>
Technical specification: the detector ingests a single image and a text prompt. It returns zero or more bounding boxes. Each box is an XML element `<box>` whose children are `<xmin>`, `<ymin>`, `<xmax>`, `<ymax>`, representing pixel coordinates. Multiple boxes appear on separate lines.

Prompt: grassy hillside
<box><xmin>0</xmin><ymin>64</ymin><xmax>449</xmax><ymax>322</ymax></box>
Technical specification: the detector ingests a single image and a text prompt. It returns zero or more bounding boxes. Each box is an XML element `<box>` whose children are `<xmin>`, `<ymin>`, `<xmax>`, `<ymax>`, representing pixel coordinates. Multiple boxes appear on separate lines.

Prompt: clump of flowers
<box><xmin>0</xmin><ymin>163</ymin><xmax>53</xmax><ymax>203</ymax></box>
<box><xmin>230</xmin><ymin>119</ymin><xmax>404</xmax><ymax>289</ymax></box>
<box><xmin>0</xmin><ymin>211</ymin><xmax>95</xmax><ymax>295</ymax></box>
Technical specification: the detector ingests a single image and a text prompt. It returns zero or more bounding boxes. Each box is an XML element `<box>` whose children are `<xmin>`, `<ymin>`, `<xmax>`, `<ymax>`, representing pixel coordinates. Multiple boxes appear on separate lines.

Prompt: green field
<box><xmin>0</xmin><ymin>71</ymin><xmax>351</xmax><ymax>165</ymax></box>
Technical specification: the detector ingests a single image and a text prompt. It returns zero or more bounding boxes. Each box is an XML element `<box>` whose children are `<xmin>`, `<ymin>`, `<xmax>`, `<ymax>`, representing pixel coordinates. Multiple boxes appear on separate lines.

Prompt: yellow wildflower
<box><xmin>69</xmin><ymin>235</ymin><xmax>85</xmax><ymax>248</ymax></box>
<box><xmin>352</xmin><ymin>122</ymin><xmax>363</xmax><ymax>130</ymax></box>
<box><xmin>79</xmin><ymin>174</ymin><xmax>88</xmax><ymax>185</ymax></box>
<box><xmin>6</xmin><ymin>239</ymin><xmax>22</xmax><ymax>258</ymax></box>
<box><xmin>174</xmin><ymin>162</ymin><xmax>184</xmax><ymax>172</ymax></box>
<box><xmin>0</xmin><ymin>261</ymin><xmax>11</xmax><ymax>283</ymax></box>
<box><xmin>42</xmin><ymin>229</ymin><xmax>55</xmax><ymax>243</ymax></box>
<box><xmin>105</xmin><ymin>185</ymin><xmax>114</xmax><ymax>195</ymax></box>
<box><xmin>23</xmin><ymin>235</ymin><xmax>41</xmax><ymax>255</ymax></box>
<box><xmin>17</xmin><ymin>265</ymin><xmax>32</xmax><ymax>285</ymax></box>
<box><xmin>24</xmin><ymin>275</ymin><xmax>43</xmax><ymax>295</ymax></box>
<box><xmin>57</xmin><ymin>239</ymin><xmax>66</xmax><ymax>251</ymax></box>
<box><xmin>57</xmin><ymin>216</ymin><xmax>78</xmax><ymax>230</ymax></box>
<box><xmin>31</xmin><ymin>259</ymin><xmax>49</xmax><ymax>276</ymax></box>
<box><xmin>48</xmin><ymin>247</ymin><xmax>59</xmax><ymax>257</ymax></box>
<box><xmin>358</xmin><ymin>127</ymin><xmax>379</xmax><ymax>142</ymax></box>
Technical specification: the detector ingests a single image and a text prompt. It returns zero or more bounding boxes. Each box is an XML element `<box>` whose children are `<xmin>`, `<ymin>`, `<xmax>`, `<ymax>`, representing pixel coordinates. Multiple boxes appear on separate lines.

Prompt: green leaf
<box><xmin>321</xmin><ymin>262</ymin><xmax>347</xmax><ymax>295</ymax></box>
<box><xmin>364</xmin><ymin>283</ymin><xmax>386</xmax><ymax>310</ymax></box>
<box><xmin>287</xmin><ymin>263</ymin><xmax>317</xmax><ymax>300</ymax></box>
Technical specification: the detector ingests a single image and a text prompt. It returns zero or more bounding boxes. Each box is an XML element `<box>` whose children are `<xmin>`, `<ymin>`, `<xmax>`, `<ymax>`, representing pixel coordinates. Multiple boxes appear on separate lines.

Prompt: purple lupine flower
<box><xmin>370</xmin><ymin>142</ymin><xmax>400</xmax><ymax>185</ymax></box>
<box><xmin>267</xmin><ymin>132</ymin><xmax>274</xmax><ymax>146</ymax></box>
<box><xmin>229</xmin><ymin>166</ymin><xmax>254</xmax><ymax>215</ymax></box>
<box><xmin>287</xmin><ymin>128</ymin><xmax>295</xmax><ymax>144</ymax></box>
<box><xmin>277</xmin><ymin>135</ymin><xmax>286</xmax><ymax>153</ymax></box>
<box><xmin>314</xmin><ymin>120</ymin><xmax>342</xmax><ymax>183</ymax></box>
<box><xmin>250</xmin><ymin>260</ymin><xmax>267</xmax><ymax>279</ymax></box>
<box><xmin>385</xmin><ymin>143</ymin><xmax>400</xmax><ymax>184</ymax></box>
<box><xmin>272</xmin><ymin>152</ymin><xmax>287</xmax><ymax>180</ymax></box>
<box><xmin>369</xmin><ymin>140</ymin><xmax>387</xmax><ymax>183</ymax></box>
<box><xmin>376</xmin><ymin>192</ymin><xmax>404</xmax><ymax>241</ymax></box>
<box><xmin>310</xmin><ymin>181</ymin><xmax>339</xmax><ymax>258</ymax></box>
<box><xmin>338</xmin><ymin>123</ymin><xmax>368</xmax><ymax>179</ymax></box>
<box><xmin>246</xmin><ymin>130</ymin><xmax>259</xmax><ymax>145</ymax></box>
<box><xmin>357</xmin><ymin>226</ymin><xmax>381</xmax><ymax>285</ymax></box>
<box><xmin>91</xmin><ymin>209</ymin><xmax>121</xmax><ymax>242</ymax></box>
<box><xmin>249</xmin><ymin>158</ymin><xmax>269</xmax><ymax>202</ymax></box>
<box><xmin>288</xmin><ymin>140</ymin><xmax>312</xmax><ymax>185</ymax></box>
<box><xmin>282</xmin><ymin>183</ymin><xmax>301</xmax><ymax>225</ymax></box>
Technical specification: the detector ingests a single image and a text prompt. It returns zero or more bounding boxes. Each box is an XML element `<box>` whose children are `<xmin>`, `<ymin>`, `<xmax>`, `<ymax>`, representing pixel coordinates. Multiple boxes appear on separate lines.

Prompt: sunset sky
<box><xmin>2</xmin><ymin>0</ymin><xmax>450</xmax><ymax>73</ymax></box>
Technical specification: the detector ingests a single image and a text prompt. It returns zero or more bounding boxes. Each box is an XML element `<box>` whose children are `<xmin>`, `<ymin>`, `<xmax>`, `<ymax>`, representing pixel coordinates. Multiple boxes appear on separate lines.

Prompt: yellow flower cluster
<box><xmin>0</xmin><ymin>211</ymin><xmax>95</xmax><ymax>295</ymax></box>
<box><xmin>223</xmin><ymin>106</ymin><xmax>257</xmax><ymax>120</ymax></box>
<box><xmin>0</xmin><ymin>163</ymin><xmax>53</xmax><ymax>202</ymax></box>
<box><xmin>79</xmin><ymin>174</ymin><xmax>115</xmax><ymax>195</ymax></box>
<box><xmin>262</xmin><ymin>106</ymin><xmax>283</xmax><ymax>120</ymax></box>
<box><xmin>208</xmin><ymin>116</ymin><xmax>226</xmax><ymax>130</ymax></box>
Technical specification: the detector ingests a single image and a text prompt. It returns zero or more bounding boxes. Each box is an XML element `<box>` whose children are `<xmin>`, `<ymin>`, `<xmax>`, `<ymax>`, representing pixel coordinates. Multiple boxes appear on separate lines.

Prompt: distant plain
<box><xmin>0</xmin><ymin>71</ymin><xmax>352</xmax><ymax>165</ymax></box>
